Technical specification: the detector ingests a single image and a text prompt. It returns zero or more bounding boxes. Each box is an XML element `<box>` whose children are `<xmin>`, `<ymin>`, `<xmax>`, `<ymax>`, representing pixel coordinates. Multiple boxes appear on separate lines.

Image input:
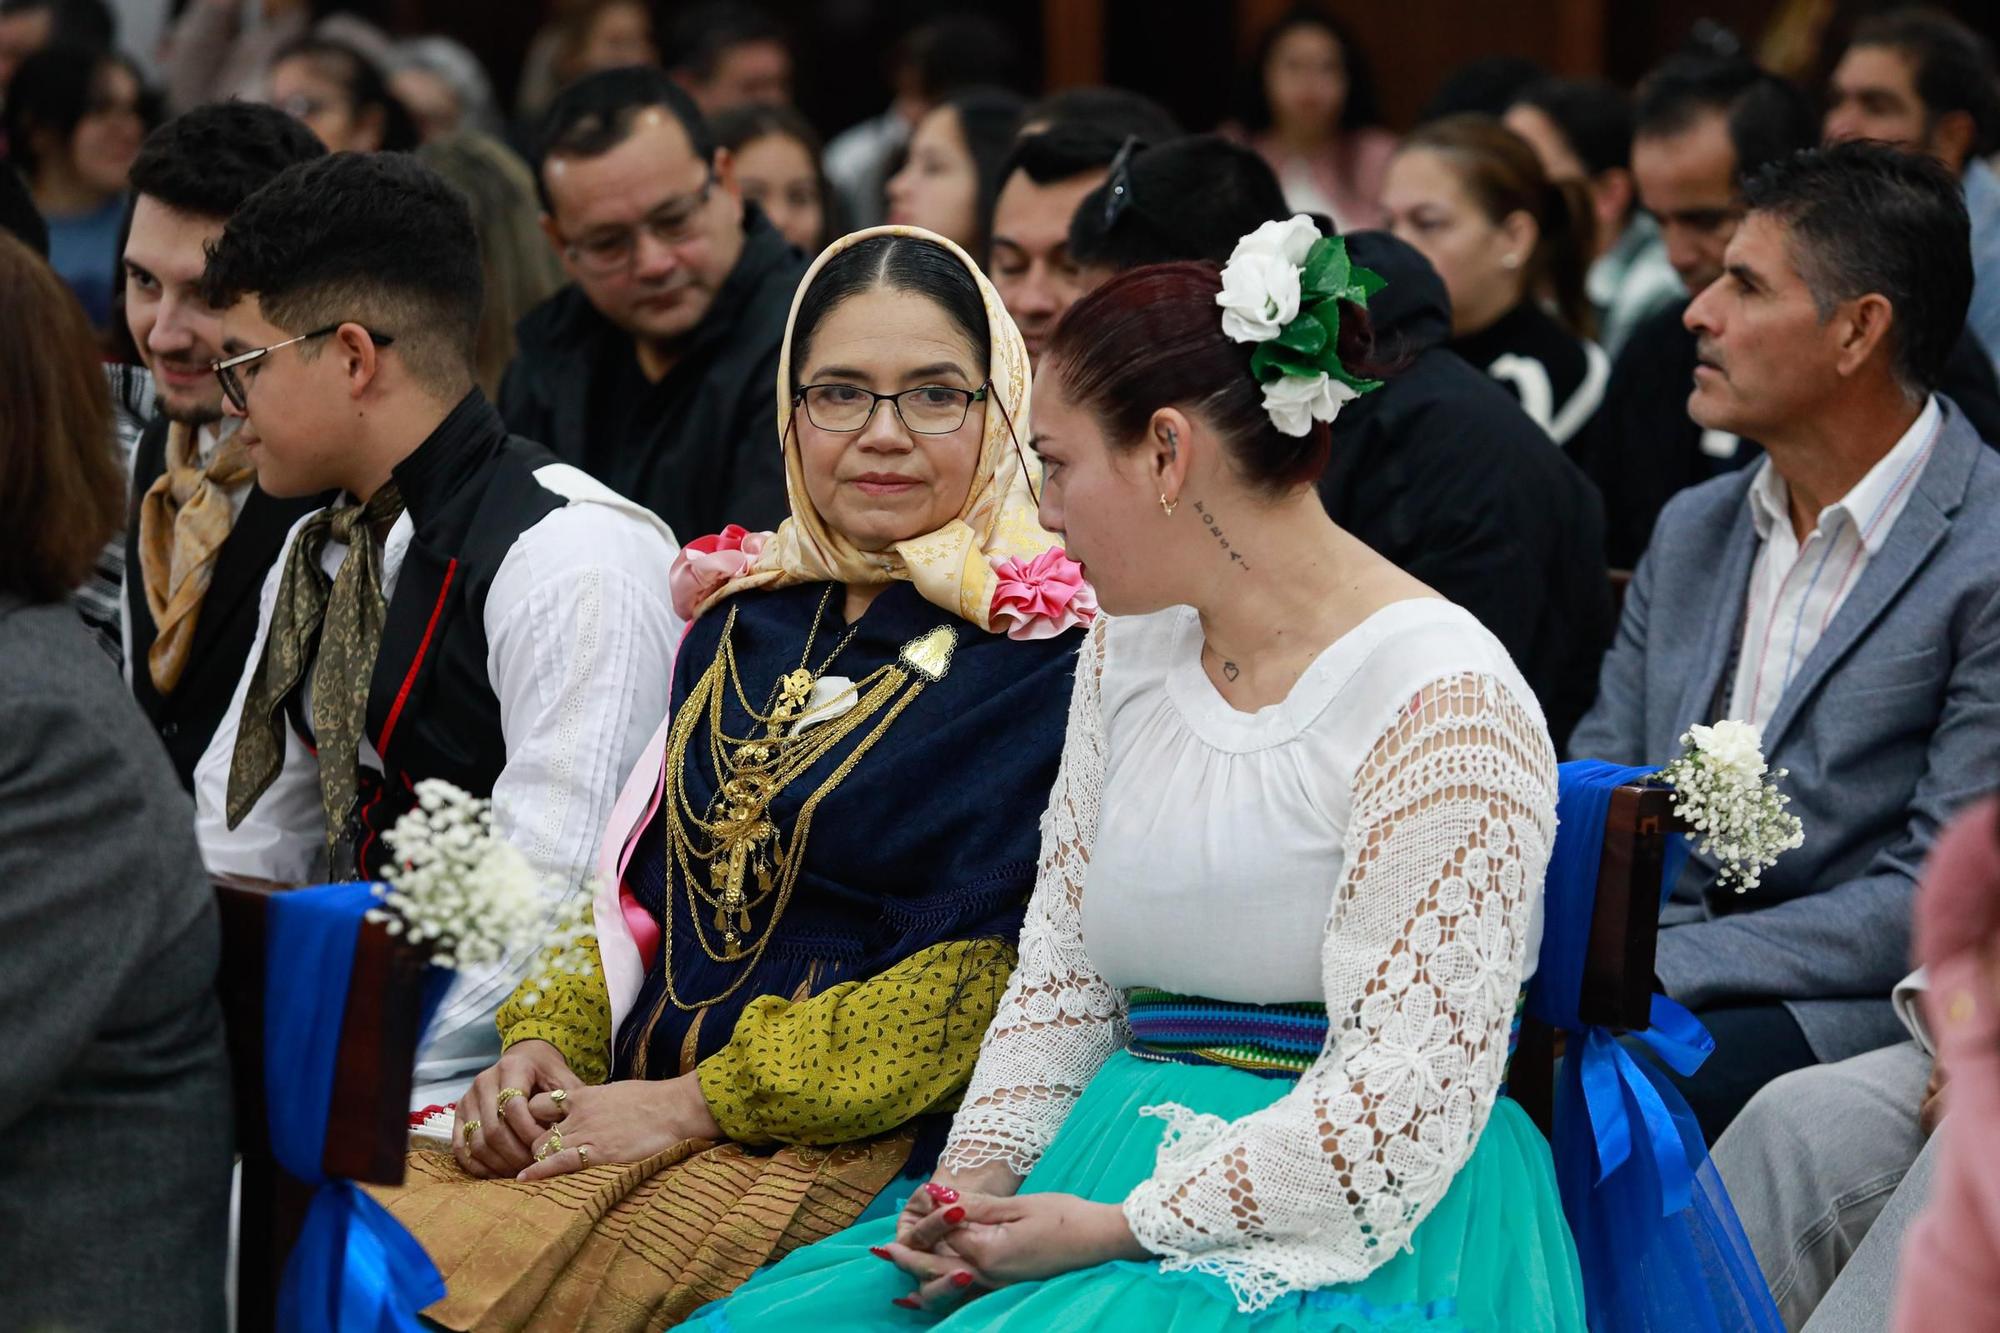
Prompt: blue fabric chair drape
<box><xmin>1530</xmin><ymin>761</ymin><xmax>1783</xmax><ymax>1331</ymax></box>
<box><xmin>264</xmin><ymin>881</ymin><xmax>451</xmax><ymax>1332</ymax></box>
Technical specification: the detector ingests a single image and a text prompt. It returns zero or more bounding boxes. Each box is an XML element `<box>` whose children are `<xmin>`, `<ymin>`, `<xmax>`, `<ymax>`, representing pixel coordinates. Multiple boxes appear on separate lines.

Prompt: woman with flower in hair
<box><xmin>685</xmin><ymin>217</ymin><xmax>1585</xmax><ymax>1329</ymax></box>
<box><xmin>377</xmin><ymin>226</ymin><xmax>1092</xmax><ymax>1329</ymax></box>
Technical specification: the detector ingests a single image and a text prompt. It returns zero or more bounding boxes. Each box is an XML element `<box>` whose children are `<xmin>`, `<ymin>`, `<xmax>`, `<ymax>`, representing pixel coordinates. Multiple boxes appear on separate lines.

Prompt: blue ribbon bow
<box><xmin>1534</xmin><ymin>761</ymin><xmax>1782</xmax><ymax>1331</ymax></box>
<box><xmin>264</xmin><ymin>882</ymin><xmax>450</xmax><ymax>1332</ymax></box>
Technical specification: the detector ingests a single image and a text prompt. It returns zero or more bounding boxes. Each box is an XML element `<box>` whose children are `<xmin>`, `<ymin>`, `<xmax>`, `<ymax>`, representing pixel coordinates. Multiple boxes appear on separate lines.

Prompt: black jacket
<box><xmin>497</xmin><ymin>205</ymin><xmax>805</xmax><ymax>541</ymax></box>
<box><xmin>123</xmin><ymin>414</ymin><xmax>328</xmax><ymax>790</ymax></box>
<box><xmin>1582</xmin><ymin>300</ymin><xmax>2000</xmax><ymax>569</ymax></box>
<box><xmin>1319</xmin><ymin>232</ymin><xmax>1615</xmax><ymax>751</ymax></box>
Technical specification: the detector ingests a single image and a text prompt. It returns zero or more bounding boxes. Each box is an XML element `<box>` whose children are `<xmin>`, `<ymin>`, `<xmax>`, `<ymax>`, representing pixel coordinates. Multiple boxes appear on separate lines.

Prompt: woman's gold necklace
<box><xmin>654</xmin><ymin>587</ymin><xmax>959</xmax><ymax>1015</ymax></box>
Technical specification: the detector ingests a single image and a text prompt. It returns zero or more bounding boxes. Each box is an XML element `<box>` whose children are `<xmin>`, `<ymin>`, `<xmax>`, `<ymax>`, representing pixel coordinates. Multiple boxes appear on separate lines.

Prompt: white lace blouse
<box><xmin>938</xmin><ymin>600</ymin><xmax>1559</xmax><ymax>1312</ymax></box>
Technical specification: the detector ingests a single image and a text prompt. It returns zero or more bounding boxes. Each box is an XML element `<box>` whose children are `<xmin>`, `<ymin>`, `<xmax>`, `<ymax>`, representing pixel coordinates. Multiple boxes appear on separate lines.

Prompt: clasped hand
<box><xmin>450</xmin><ymin>1039</ymin><xmax>721</xmax><ymax>1181</ymax></box>
<box><xmin>871</xmin><ymin>1178</ymin><xmax>1148</xmax><ymax>1312</ymax></box>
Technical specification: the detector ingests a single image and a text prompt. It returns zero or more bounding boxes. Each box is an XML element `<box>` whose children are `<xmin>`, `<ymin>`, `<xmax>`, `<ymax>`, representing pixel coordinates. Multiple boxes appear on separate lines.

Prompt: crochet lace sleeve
<box><xmin>937</xmin><ymin>618</ymin><xmax>1128</xmax><ymax>1179</ymax></box>
<box><xmin>1121</xmin><ymin>671</ymin><xmax>1557</xmax><ymax>1313</ymax></box>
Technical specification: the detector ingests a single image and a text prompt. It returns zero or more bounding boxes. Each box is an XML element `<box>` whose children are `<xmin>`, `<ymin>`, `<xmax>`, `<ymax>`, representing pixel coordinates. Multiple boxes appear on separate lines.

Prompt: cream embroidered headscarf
<box><xmin>692</xmin><ymin>225</ymin><xmax>1059</xmax><ymax>629</ymax></box>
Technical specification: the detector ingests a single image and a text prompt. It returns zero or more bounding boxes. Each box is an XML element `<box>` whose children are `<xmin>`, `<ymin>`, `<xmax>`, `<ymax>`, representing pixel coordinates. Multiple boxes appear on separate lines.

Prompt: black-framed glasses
<box><xmin>794</xmin><ymin>382</ymin><xmax>991</xmax><ymax>435</ymax></box>
<box><xmin>565</xmin><ymin>171</ymin><xmax>717</xmax><ymax>274</ymax></box>
<box><xmin>210</xmin><ymin>324</ymin><xmax>396</xmax><ymax>413</ymax></box>
<box><xmin>1102</xmin><ymin>135</ymin><xmax>1143</xmax><ymax>230</ymax></box>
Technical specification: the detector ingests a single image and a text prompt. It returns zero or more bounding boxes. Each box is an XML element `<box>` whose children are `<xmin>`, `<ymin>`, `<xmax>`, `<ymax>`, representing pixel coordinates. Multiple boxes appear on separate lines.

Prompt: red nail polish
<box><xmin>952</xmin><ymin>1271</ymin><xmax>974</xmax><ymax>1288</ymax></box>
<box><xmin>944</xmin><ymin>1207</ymin><xmax>965</xmax><ymax>1224</ymax></box>
<box><xmin>869</xmin><ymin>1246</ymin><xmax>892</xmax><ymax>1260</ymax></box>
<box><xmin>892</xmin><ymin>1297</ymin><xmax>920</xmax><ymax>1309</ymax></box>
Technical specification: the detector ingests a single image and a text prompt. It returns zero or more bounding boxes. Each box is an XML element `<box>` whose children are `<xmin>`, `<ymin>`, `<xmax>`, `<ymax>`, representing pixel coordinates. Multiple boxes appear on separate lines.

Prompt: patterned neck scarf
<box><xmin>225</xmin><ymin>482</ymin><xmax>406</xmax><ymax>876</ymax></box>
<box><xmin>692</xmin><ymin>224</ymin><xmax>1059</xmax><ymax>629</ymax></box>
<box><xmin>137</xmin><ymin>421</ymin><xmax>254</xmax><ymax>694</ymax></box>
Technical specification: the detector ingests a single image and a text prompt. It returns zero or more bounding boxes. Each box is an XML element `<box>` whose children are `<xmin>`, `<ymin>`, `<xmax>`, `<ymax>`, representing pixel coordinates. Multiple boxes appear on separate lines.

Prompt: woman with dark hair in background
<box><xmin>1240</xmin><ymin>4</ymin><xmax>1396</xmax><ymax>231</ymax></box>
<box><xmin>712</xmin><ymin>100</ymin><xmax>836</xmax><ymax>253</ymax></box>
<box><xmin>0</xmin><ymin>231</ymin><xmax>232</xmax><ymax>1332</ymax></box>
<box><xmin>886</xmin><ymin>87</ymin><xmax>1024</xmax><ymax>257</ymax></box>
<box><xmin>688</xmin><ymin>223</ymin><xmax>1584</xmax><ymax>1331</ymax></box>
<box><xmin>1</xmin><ymin>42</ymin><xmax>145</xmax><ymax>326</ymax></box>
<box><xmin>268</xmin><ymin>33</ymin><xmax>417</xmax><ymax>153</ymax></box>
<box><xmin>1383</xmin><ymin>113</ymin><xmax>1607</xmax><ymax>451</ymax></box>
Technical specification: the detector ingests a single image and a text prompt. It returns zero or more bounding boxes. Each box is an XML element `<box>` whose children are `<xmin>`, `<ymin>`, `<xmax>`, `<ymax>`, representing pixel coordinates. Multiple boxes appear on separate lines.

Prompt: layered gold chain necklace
<box><xmin>658</xmin><ymin>585</ymin><xmax>958</xmax><ymax>1013</ymax></box>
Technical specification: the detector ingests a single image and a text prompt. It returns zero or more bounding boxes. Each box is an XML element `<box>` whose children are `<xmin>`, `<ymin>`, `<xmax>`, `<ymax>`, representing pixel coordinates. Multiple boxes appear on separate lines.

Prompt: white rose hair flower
<box><xmin>1214</xmin><ymin>213</ymin><xmax>1387</xmax><ymax>435</ymax></box>
<box><xmin>1658</xmin><ymin>721</ymin><xmax>1805</xmax><ymax>894</ymax></box>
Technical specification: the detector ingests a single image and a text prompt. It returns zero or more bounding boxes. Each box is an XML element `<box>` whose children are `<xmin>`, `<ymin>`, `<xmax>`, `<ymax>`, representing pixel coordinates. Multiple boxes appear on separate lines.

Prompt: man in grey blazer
<box><xmin>1569</xmin><ymin>141</ymin><xmax>2000</xmax><ymax>1141</ymax></box>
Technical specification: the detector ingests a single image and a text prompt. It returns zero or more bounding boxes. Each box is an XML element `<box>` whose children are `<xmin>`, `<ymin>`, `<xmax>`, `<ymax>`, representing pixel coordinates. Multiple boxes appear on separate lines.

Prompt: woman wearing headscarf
<box><xmin>376</xmin><ymin>225</ymin><xmax>1092</xmax><ymax>1330</ymax></box>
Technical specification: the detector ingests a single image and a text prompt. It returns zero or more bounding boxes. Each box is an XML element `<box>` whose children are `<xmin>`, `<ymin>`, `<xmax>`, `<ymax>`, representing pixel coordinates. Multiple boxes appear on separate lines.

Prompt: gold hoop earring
<box><xmin>1160</xmin><ymin>493</ymin><xmax>1178</xmax><ymax>517</ymax></box>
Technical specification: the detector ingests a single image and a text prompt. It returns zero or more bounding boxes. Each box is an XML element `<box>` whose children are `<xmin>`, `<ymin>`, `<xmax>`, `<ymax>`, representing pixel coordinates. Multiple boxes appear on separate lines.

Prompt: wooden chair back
<box><xmin>1511</xmin><ymin>784</ymin><xmax>1683</xmax><ymax>1136</ymax></box>
<box><xmin>214</xmin><ymin>876</ymin><xmax>430</xmax><ymax>1333</ymax></box>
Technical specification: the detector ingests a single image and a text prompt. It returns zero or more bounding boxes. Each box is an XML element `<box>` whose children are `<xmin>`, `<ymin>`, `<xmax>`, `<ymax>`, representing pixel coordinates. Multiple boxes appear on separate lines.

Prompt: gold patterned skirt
<box><xmin>368</xmin><ymin>1131</ymin><xmax>912</xmax><ymax>1331</ymax></box>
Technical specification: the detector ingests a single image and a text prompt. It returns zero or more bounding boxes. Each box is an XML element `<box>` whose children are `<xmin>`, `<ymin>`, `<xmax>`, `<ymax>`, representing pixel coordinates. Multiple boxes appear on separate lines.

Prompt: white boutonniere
<box><xmin>1658</xmin><ymin>721</ymin><xmax>1805</xmax><ymax>893</ymax></box>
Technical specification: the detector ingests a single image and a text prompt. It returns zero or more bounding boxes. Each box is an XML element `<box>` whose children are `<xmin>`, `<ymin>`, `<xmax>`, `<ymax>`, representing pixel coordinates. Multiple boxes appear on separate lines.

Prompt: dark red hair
<box><xmin>1044</xmin><ymin>260</ymin><xmax>1391</xmax><ymax>492</ymax></box>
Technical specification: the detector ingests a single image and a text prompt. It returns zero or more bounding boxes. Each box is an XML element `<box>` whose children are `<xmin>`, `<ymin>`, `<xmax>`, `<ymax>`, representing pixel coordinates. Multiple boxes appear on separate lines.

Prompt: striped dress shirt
<box><xmin>1729</xmin><ymin>395</ymin><xmax>1943</xmax><ymax>730</ymax></box>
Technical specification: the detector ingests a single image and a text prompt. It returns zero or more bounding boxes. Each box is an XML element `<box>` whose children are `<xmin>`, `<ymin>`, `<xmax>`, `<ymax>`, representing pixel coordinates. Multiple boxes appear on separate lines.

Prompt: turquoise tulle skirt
<box><xmin>684</xmin><ymin>1049</ymin><xmax>1585</xmax><ymax>1331</ymax></box>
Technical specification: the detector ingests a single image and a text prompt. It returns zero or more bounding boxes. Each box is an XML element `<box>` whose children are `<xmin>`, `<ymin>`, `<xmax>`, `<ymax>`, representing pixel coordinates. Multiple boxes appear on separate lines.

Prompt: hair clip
<box><xmin>1102</xmin><ymin>135</ymin><xmax>1143</xmax><ymax>231</ymax></box>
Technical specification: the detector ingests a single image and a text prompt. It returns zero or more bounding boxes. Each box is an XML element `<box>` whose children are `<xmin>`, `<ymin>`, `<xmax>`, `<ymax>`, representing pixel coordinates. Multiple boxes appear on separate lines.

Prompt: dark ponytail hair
<box><xmin>790</xmin><ymin>233</ymin><xmax>989</xmax><ymax>387</ymax></box>
<box><xmin>1402</xmin><ymin>113</ymin><xmax>1598</xmax><ymax>339</ymax></box>
<box><xmin>1046</xmin><ymin>260</ymin><xmax>1391</xmax><ymax>494</ymax></box>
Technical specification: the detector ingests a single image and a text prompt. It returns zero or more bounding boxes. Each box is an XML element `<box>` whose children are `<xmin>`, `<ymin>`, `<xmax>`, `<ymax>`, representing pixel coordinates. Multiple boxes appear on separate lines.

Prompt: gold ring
<box><xmin>495</xmin><ymin>1088</ymin><xmax>527</xmax><ymax>1112</ymax></box>
<box><xmin>462</xmin><ymin>1119</ymin><xmax>482</xmax><ymax>1141</ymax></box>
<box><xmin>576</xmin><ymin>1144</ymin><xmax>590</xmax><ymax>1167</ymax></box>
<box><xmin>535</xmin><ymin>1128</ymin><xmax>564</xmax><ymax>1162</ymax></box>
<box><xmin>549</xmin><ymin>1089</ymin><xmax>568</xmax><ymax>1109</ymax></box>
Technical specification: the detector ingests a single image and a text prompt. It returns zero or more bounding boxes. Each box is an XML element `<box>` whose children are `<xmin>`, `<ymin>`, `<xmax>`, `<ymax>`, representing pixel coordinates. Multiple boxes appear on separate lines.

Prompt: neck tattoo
<box><xmin>1191</xmin><ymin>499</ymin><xmax>1250</xmax><ymax>572</ymax></box>
<box><xmin>1222</xmin><ymin>660</ymin><xmax>1241</xmax><ymax>681</ymax></box>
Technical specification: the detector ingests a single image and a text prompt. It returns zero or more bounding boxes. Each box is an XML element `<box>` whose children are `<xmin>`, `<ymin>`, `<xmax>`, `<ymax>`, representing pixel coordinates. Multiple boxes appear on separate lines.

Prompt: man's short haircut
<box><xmin>1021</xmin><ymin>86</ymin><xmax>1182</xmax><ymax>145</ymax></box>
<box><xmin>665</xmin><ymin>1</ymin><xmax>786</xmax><ymax>79</ymax></box>
<box><xmin>1511</xmin><ymin>76</ymin><xmax>1634</xmax><ymax>176</ymax></box>
<box><xmin>1848</xmin><ymin>7</ymin><xmax>2000</xmax><ymax>159</ymax></box>
<box><xmin>1634</xmin><ymin>55</ymin><xmax>1818</xmax><ymax>185</ymax></box>
<box><xmin>534</xmin><ymin>65</ymin><xmax>711</xmax><ymax>213</ymax></box>
<box><xmin>128</xmin><ymin>100</ymin><xmax>326</xmax><ymax>221</ymax></box>
<box><xmin>1000</xmin><ymin>122</ymin><xmax>1134</xmax><ymax>191</ymax></box>
<box><xmin>1068</xmin><ymin>134</ymin><xmax>1289</xmax><ymax>271</ymax></box>
<box><xmin>200</xmin><ymin>153</ymin><xmax>483</xmax><ymax>402</ymax></box>
<box><xmin>1743</xmin><ymin>140</ymin><xmax>1970</xmax><ymax>396</ymax></box>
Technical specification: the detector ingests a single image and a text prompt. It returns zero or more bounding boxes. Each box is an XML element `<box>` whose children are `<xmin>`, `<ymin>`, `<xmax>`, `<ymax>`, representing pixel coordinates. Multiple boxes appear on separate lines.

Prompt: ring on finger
<box><xmin>576</xmin><ymin>1144</ymin><xmax>590</xmax><ymax>1167</ymax></box>
<box><xmin>535</xmin><ymin>1128</ymin><xmax>565</xmax><ymax>1162</ymax></box>
<box><xmin>462</xmin><ymin>1119</ymin><xmax>482</xmax><ymax>1142</ymax></box>
<box><xmin>496</xmin><ymin>1087</ymin><xmax>528</xmax><ymax>1112</ymax></box>
<box><xmin>549</xmin><ymin>1088</ymin><xmax>568</xmax><ymax>1110</ymax></box>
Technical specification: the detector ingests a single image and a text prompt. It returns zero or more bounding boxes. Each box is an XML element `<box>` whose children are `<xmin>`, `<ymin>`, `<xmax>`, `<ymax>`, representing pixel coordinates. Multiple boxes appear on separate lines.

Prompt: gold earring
<box><xmin>1160</xmin><ymin>493</ymin><xmax>1178</xmax><ymax>517</ymax></box>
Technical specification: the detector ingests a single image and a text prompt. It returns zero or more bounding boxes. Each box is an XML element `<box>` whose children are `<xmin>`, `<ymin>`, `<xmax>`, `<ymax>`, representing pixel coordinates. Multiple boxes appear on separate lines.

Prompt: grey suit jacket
<box><xmin>1569</xmin><ymin>401</ymin><xmax>2000</xmax><ymax>1063</ymax></box>
<box><xmin>0</xmin><ymin>596</ymin><xmax>232</xmax><ymax>1330</ymax></box>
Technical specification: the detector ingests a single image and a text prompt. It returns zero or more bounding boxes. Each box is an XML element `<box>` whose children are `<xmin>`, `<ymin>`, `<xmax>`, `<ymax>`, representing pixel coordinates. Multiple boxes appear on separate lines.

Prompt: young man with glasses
<box><xmin>501</xmin><ymin>66</ymin><xmax>806</xmax><ymax>540</ymax></box>
<box><xmin>115</xmin><ymin>101</ymin><xmax>328</xmax><ymax>790</ymax></box>
<box><xmin>191</xmin><ymin>151</ymin><xmax>682</xmax><ymax>1096</ymax></box>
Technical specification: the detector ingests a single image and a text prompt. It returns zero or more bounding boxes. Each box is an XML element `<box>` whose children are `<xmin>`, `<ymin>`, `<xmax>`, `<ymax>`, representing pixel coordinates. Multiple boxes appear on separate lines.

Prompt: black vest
<box><xmin>303</xmin><ymin>392</ymin><xmax>567</xmax><ymax>876</ymax></box>
<box><xmin>124</xmin><ymin>415</ymin><xmax>328</xmax><ymax>789</ymax></box>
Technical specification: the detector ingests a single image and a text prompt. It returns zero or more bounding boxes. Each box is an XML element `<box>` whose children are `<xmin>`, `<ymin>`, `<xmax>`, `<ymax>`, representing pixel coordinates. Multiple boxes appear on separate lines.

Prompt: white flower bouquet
<box><xmin>367</xmin><ymin>779</ymin><xmax>593</xmax><ymax>979</ymax></box>
<box><xmin>1656</xmin><ymin>720</ymin><xmax>1804</xmax><ymax>893</ymax></box>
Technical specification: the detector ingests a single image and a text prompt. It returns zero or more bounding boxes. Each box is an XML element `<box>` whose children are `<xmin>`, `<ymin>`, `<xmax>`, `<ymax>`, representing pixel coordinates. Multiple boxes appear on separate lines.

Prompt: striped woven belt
<box><xmin>1124</xmin><ymin>988</ymin><xmax>1530</xmax><ymax>1081</ymax></box>
<box><xmin>1124</xmin><ymin>989</ymin><xmax>1329</xmax><ymax>1078</ymax></box>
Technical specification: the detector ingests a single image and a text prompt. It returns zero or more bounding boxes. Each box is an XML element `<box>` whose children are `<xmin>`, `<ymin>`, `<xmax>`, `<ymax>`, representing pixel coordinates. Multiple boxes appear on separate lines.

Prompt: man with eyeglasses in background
<box><xmin>501</xmin><ymin>66</ymin><xmax>805</xmax><ymax>538</ymax></box>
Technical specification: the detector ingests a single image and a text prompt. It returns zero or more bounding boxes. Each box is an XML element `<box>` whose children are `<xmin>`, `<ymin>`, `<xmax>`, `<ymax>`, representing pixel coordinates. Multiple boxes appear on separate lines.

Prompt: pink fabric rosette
<box><xmin>668</xmin><ymin>524</ymin><xmax>772</xmax><ymax>621</ymax></box>
<box><xmin>988</xmin><ymin>547</ymin><xmax>1099</xmax><ymax>640</ymax></box>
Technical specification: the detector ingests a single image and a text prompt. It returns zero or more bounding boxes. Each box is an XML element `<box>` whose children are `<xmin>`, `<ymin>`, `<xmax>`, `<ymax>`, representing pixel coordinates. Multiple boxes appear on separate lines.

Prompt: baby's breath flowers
<box><xmin>1658</xmin><ymin>720</ymin><xmax>1805</xmax><ymax>893</ymax></box>
<box><xmin>511</xmin><ymin>890</ymin><xmax>601</xmax><ymax>1011</ymax></box>
<box><xmin>369</xmin><ymin>779</ymin><xmax>569</xmax><ymax>969</ymax></box>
